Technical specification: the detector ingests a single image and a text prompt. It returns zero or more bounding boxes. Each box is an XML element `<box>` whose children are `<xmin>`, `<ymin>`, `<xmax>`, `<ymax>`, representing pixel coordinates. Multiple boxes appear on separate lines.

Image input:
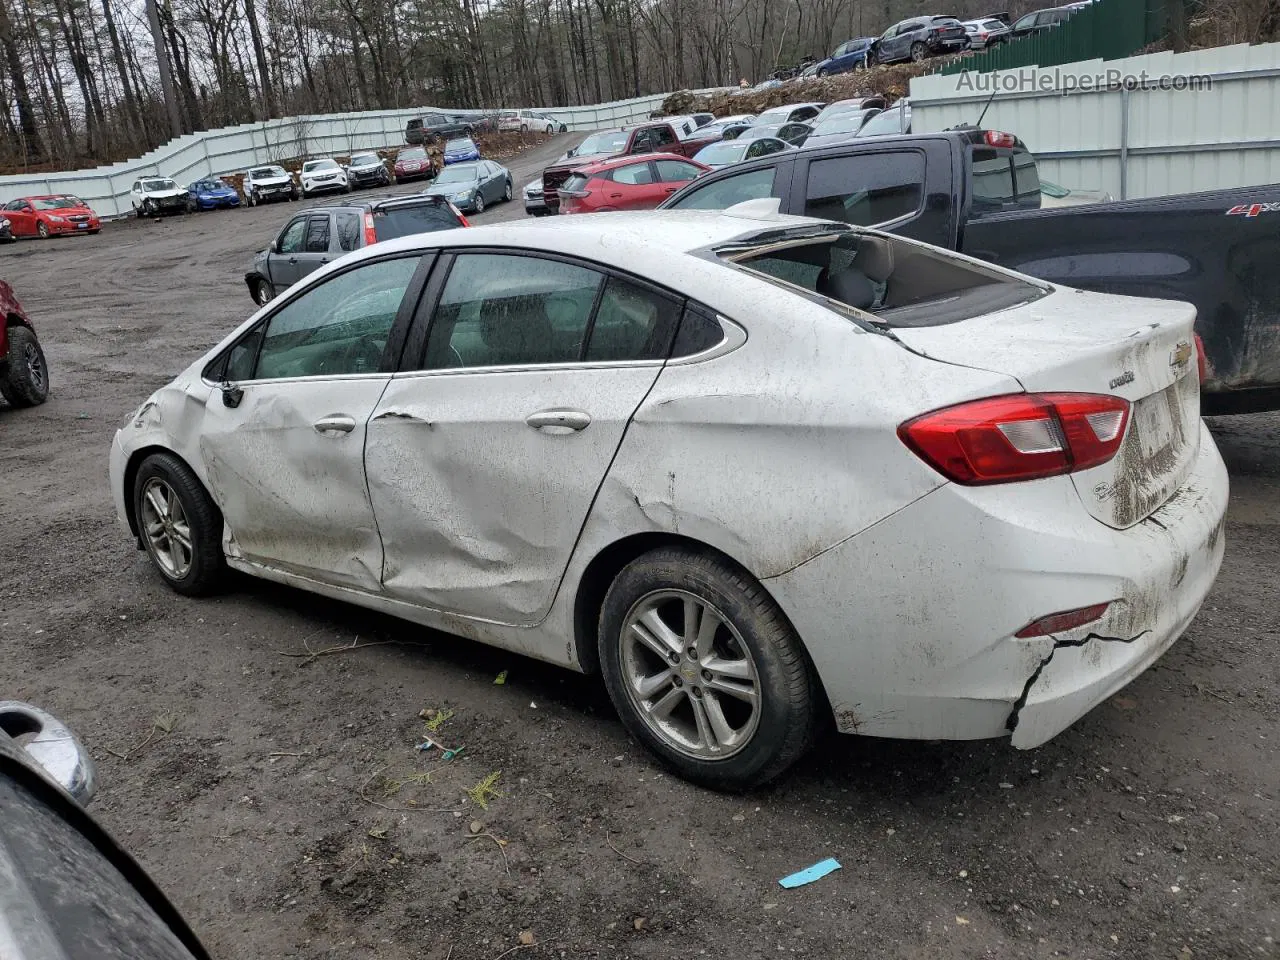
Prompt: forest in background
<box><xmin>0</xmin><ymin>0</ymin><xmax>1273</xmax><ymax>172</ymax></box>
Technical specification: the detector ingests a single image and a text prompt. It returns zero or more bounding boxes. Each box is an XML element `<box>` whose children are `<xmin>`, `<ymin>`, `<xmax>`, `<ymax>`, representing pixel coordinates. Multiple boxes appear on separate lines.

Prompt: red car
<box><xmin>0</xmin><ymin>280</ymin><xmax>49</xmax><ymax>407</ymax></box>
<box><xmin>557</xmin><ymin>153</ymin><xmax>711</xmax><ymax>214</ymax></box>
<box><xmin>392</xmin><ymin>146</ymin><xmax>438</xmax><ymax>183</ymax></box>
<box><xmin>0</xmin><ymin>195</ymin><xmax>101</xmax><ymax>239</ymax></box>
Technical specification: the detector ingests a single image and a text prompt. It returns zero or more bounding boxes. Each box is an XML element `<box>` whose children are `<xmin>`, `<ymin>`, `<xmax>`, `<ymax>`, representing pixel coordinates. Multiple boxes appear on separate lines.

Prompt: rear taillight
<box><xmin>983</xmin><ymin>130</ymin><xmax>1017</xmax><ymax>147</ymax></box>
<box><xmin>558</xmin><ymin>188</ymin><xmax>590</xmax><ymax>199</ymax></box>
<box><xmin>363</xmin><ymin>212</ymin><xmax>377</xmax><ymax>246</ymax></box>
<box><xmin>446</xmin><ymin>201</ymin><xmax>470</xmax><ymax>227</ymax></box>
<box><xmin>1194</xmin><ymin>334</ymin><xmax>1208</xmax><ymax>383</ymax></box>
<box><xmin>1015</xmin><ymin>602</ymin><xmax>1111</xmax><ymax>639</ymax></box>
<box><xmin>898</xmin><ymin>392</ymin><xmax>1131</xmax><ymax>485</ymax></box>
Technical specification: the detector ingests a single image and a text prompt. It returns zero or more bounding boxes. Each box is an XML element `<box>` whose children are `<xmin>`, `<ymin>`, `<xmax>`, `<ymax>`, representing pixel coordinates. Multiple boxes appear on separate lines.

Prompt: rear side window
<box><xmin>970</xmin><ymin>147</ymin><xmax>1041</xmax><ymax>213</ymax></box>
<box><xmin>671</xmin><ymin>305</ymin><xmax>725</xmax><ymax>357</ymax></box>
<box><xmin>612</xmin><ymin>163</ymin><xmax>654</xmax><ymax>186</ymax></box>
<box><xmin>373</xmin><ymin>203</ymin><xmax>462</xmax><ymax>241</ymax></box>
<box><xmin>305</xmin><ymin>216</ymin><xmax>330</xmax><ymax>253</ymax></box>
<box><xmin>584</xmin><ymin>277</ymin><xmax>682</xmax><ymax>362</ymax></box>
<box><xmin>804</xmin><ymin>152</ymin><xmax>924</xmax><ymax>227</ymax></box>
<box><xmin>336</xmin><ymin>211</ymin><xmax>361</xmax><ymax>252</ymax></box>
<box><xmin>667</xmin><ymin>167</ymin><xmax>777</xmax><ymax>210</ymax></box>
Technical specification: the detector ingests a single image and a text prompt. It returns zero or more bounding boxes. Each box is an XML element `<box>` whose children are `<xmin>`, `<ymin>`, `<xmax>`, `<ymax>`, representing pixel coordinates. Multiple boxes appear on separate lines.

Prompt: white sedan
<box><xmin>108</xmin><ymin>209</ymin><xmax>1227</xmax><ymax>789</ymax></box>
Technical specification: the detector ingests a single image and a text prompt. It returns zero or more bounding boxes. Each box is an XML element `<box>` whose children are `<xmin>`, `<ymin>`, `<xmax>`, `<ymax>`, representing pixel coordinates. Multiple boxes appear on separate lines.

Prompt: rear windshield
<box><xmin>559</xmin><ymin>173</ymin><xmax>590</xmax><ymax>193</ymax></box>
<box><xmin>373</xmin><ymin>203</ymin><xmax>462</xmax><ymax>241</ymax></box>
<box><xmin>715</xmin><ymin>228</ymin><xmax>1046</xmax><ymax>328</ymax></box>
<box><xmin>695</xmin><ymin>141</ymin><xmax>748</xmax><ymax>164</ymax></box>
<box><xmin>969</xmin><ymin>146</ymin><xmax>1042</xmax><ymax>213</ymax></box>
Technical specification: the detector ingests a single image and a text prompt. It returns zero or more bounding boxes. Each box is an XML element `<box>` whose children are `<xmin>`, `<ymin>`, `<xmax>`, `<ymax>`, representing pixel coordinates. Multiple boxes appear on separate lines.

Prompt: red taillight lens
<box><xmin>363</xmin><ymin>212</ymin><xmax>377</xmax><ymax>246</ymax></box>
<box><xmin>446</xmin><ymin>201</ymin><xmax>469</xmax><ymax>227</ymax></box>
<box><xmin>1014</xmin><ymin>602</ymin><xmax>1111</xmax><ymax>639</ymax></box>
<box><xmin>1194</xmin><ymin>334</ymin><xmax>1208</xmax><ymax>383</ymax></box>
<box><xmin>898</xmin><ymin>392</ymin><xmax>1130</xmax><ymax>485</ymax></box>
<box><xmin>983</xmin><ymin>130</ymin><xmax>1017</xmax><ymax>147</ymax></box>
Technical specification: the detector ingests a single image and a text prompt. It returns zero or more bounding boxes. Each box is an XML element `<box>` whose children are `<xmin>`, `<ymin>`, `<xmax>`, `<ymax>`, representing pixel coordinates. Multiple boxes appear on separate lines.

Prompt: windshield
<box><xmin>141</xmin><ymin>179</ymin><xmax>176</xmax><ymax>192</ymax></box>
<box><xmin>813</xmin><ymin>112</ymin><xmax>870</xmax><ymax>136</ymax></box>
<box><xmin>302</xmin><ymin>160</ymin><xmax>339</xmax><ymax>172</ymax></box>
<box><xmin>398</xmin><ymin>147</ymin><xmax>427</xmax><ymax>161</ymax></box>
<box><xmin>251</xmin><ymin>166</ymin><xmax>285</xmax><ymax>178</ymax></box>
<box><xmin>857</xmin><ymin>107</ymin><xmax>907</xmax><ymax>138</ymax></box>
<box><xmin>351</xmin><ymin>153</ymin><xmax>379</xmax><ymax>166</ymax></box>
<box><xmin>435</xmin><ymin>165</ymin><xmax>479</xmax><ymax>184</ymax></box>
<box><xmin>717</xmin><ymin>228</ymin><xmax>1045</xmax><ymax>328</ymax></box>
<box><xmin>694</xmin><ymin>142</ymin><xmax>748</xmax><ymax>164</ymax></box>
<box><xmin>574</xmin><ymin>130</ymin><xmax>629</xmax><ymax>156</ymax></box>
<box><xmin>193</xmin><ymin>179</ymin><xmax>225</xmax><ymax>190</ymax></box>
<box><xmin>740</xmin><ymin>125</ymin><xmax>782</xmax><ymax>141</ymax></box>
<box><xmin>756</xmin><ymin>107</ymin><xmax>793</xmax><ymax>125</ymax></box>
<box><xmin>372</xmin><ymin>203</ymin><xmax>463</xmax><ymax>241</ymax></box>
<box><xmin>34</xmin><ymin>196</ymin><xmax>78</xmax><ymax>209</ymax></box>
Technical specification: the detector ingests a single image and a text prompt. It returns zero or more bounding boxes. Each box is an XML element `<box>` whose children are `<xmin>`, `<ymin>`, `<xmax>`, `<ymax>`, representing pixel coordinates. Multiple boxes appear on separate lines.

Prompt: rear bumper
<box><xmin>765</xmin><ymin>421</ymin><xmax>1228</xmax><ymax>746</ymax></box>
<box><xmin>525</xmin><ymin>195</ymin><xmax>548</xmax><ymax>215</ymax></box>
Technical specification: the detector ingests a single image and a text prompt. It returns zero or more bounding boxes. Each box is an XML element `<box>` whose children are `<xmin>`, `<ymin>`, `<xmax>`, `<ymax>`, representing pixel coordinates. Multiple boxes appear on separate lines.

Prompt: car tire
<box><xmin>521</xmin><ymin>123</ymin><xmax>528</xmax><ymax>133</ymax></box>
<box><xmin>0</xmin><ymin>326</ymin><xmax>49</xmax><ymax>407</ymax></box>
<box><xmin>911</xmin><ymin>41</ymin><xmax>927</xmax><ymax>62</ymax></box>
<box><xmin>36</xmin><ymin>221</ymin><xmax>49</xmax><ymax>239</ymax></box>
<box><xmin>253</xmin><ymin>277</ymin><xmax>275</xmax><ymax>306</ymax></box>
<box><xmin>474</xmin><ymin>193</ymin><xmax>485</xmax><ymax>214</ymax></box>
<box><xmin>503</xmin><ymin>179</ymin><xmax>512</xmax><ymax>201</ymax></box>
<box><xmin>546</xmin><ymin>123</ymin><xmax>555</xmax><ymax>135</ymax></box>
<box><xmin>132</xmin><ymin>452</ymin><xmax>226</xmax><ymax>597</ymax></box>
<box><xmin>597</xmin><ymin>546</ymin><xmax>817</xmax><ymax>791</ymax></box>
<box><xmin>816</xmin><ymin>67</ymin><xmax>828</xmax><ymax>77</ymax></box>
<box><xmin>463</xmin><ymin>126</ymin><xmax>474</xmax><ymax>137</ymax></box>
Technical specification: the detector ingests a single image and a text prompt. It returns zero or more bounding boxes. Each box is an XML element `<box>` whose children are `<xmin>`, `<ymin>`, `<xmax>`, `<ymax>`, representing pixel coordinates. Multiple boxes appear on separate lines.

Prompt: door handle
<box><xmin>288</xmin><ymin>256</ymin><xmax>298</xmax><ymax>263</ymax></box>
<box><xmin>609</xmin><ymin>193</ymin><xmax>623</xmax><ymax>199</ymax></box>
<box><xmin>664</xmin><ymin>187</ymin><xmax>677</xmax><ymax>193</ymax></box>
<box><xmin>526</xmin><ymin>409</ymin><xmax>591</xmax><ymax>432</ymax></box>
<box><xmin>314</xmin><ymin>414</ymin><xmax>356</xmax><ymax>434</ymax></box>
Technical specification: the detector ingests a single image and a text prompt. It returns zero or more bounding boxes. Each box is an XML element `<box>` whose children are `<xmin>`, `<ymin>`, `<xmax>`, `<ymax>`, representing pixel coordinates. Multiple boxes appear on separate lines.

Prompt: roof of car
<box><xmin>301</xmin><ymin>194</ymin><xmax>455</xmax><ymax>213</ymax></box>
<box><xmin>571</xmin><ymin>151</ymin><xmax>698</xmax><ymax>174</ymax></box>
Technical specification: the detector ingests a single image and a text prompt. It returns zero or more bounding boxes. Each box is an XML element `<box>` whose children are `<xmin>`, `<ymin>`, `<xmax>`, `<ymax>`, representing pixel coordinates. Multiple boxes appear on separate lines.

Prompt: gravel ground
<box><xmin>2</xmin><ymin>132</ymin><xmax>1278</xmax><ymax>960</ymax></box>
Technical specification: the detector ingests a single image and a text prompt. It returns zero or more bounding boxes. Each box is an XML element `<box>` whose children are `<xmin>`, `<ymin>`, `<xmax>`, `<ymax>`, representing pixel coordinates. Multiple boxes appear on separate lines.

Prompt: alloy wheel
<box><xmin>22</xmin><ymin>341</ymin><xmax>44</xmax><ymax>393</ymax></box>
<box><xmin>37</xmin><ymin>222</ymin><xmax>49</xmax><ymax>239</ymax></box>
<box><xmin>139</xmin><ymin>477</ymin><xmax>194</xmax><ymax>580</ymax></box>
<box><xmin>619</xmin><ymin>589</ymin><xmax>761</xmax><ymax>760</ymax></box>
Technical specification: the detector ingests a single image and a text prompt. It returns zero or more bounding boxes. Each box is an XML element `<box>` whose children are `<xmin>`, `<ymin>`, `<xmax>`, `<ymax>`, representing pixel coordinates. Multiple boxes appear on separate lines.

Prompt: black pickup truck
<box><xmin>662</xmin><ymin>128</ymin><xmax>1280</xmax><ymax>414</ymax></box>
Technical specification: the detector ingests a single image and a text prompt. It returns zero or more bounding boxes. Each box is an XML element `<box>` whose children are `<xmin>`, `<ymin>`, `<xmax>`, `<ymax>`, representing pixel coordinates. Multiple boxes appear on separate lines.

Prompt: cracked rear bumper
<box><xmin>765</xmin><ymin>421</ymin><xmax>1228</xmax><ymax>746</ymax></box>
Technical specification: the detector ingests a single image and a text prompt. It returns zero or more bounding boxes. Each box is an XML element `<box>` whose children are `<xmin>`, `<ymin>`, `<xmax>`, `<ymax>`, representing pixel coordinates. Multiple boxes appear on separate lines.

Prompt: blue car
<box><xmin>813</xmin><ymin>37</ymin><xmax>876</xmax><ymax>76</ymax></box>
<box><xmin>443</xmin><ymin>137</ymin><xmax>482</xmax><ymax>165</ymax></box>
<box><xmin>186</xmin><ymin>177</ymin><xmax>240</xmax><ymax>211</ymax></box>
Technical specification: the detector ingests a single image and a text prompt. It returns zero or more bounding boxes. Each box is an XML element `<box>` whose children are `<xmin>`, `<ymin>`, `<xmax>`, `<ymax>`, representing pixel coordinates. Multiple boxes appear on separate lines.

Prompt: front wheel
<box><xmin>816</xmin><ymin>67</ymin><xmax>828</xmax><ymax>77</ymax></box>
<box><xmin>521</xmin><ymin>123</ymin><xmax>529</xmax><ymax>133</ymax></box>
<box><xmin>598</xmin><ymin>547</ymin><xmax>817</xmax><ymax>790</ymax></box>
<box><xmin>253</xmin><ymin>277</ymin><xmax>275</xmax><ymax>306</ymax></box>
<box><xmin>132</xmin><ymin>452</ymin><xmax>226</xmax><ymax>596</ymax></box>
<box><xmin>910</xmin><ymin>41</ymin><xmax>927</xmax><ymax>62</ymax></box>
<box><xmin>503</xmin><ymin>179</ymin><xmax>512</xmax><ymax>201</ymax></box>
<box><xmin>36</xmin><ymin>221</ymin><xmax>49</xmax><ymax>239</ymax></box>
<box><xmin>0</xmin><ymin>326</ymin><xmax>49</xmax><ymax>406</ymax></box>
<box><xmin>474</xmin><ymin>192</ymin><xmax>485</xmax><ymax>214</ymax></box>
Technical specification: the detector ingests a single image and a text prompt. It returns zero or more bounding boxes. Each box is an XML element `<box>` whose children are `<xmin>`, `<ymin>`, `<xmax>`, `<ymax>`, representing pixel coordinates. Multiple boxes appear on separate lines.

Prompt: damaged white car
<box><xmin>108</xmin><ymin>208</ymin><xmax>1227</xmax><ymax>789</ymax></box>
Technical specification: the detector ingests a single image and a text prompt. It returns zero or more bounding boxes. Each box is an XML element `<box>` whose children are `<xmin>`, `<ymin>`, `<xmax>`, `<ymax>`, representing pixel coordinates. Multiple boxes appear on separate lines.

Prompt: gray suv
<box><xmin>243</xmin><ymin>195</ymin><xmax>466</xmax><ymax>305</ymax></box>
<box><xmin>405</xmin><ymin>112</ymin><xmax>474</xmax><ymax>144</ymax></box>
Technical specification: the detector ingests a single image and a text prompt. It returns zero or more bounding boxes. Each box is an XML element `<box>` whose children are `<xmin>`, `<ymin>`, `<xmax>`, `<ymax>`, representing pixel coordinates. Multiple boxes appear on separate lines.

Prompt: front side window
<box><xmin>423</xmin><ymin>254</ymin><xmax>602</xmax><ymax>369</ymax></box>
<box><xmin>803</xmin><ymin>152</ymin><xmax>924</xmax><ymax>226</ymax></box>
<box><xmin>277</xmin><ymin>218</ymin><xmax>307</xmax><ymax>254</ymax></box>
<box><xmin>667</xmin><ymin>167</ymin><xmax>777</xmax><ymax>210</ymax></box>
<box><xmin>612</xmin><ymin>163</ymin><xmax>654</xmax><ymax>186</ymax></box>
<box><xmin>252</xmin><ymin>256</ymin><xmax>420</xmax><ymax>380</ymax></box>
<box><xmin>654</xmin><ymin>159</ymin><xmax>702</xmax><ymax>182</ymax></box>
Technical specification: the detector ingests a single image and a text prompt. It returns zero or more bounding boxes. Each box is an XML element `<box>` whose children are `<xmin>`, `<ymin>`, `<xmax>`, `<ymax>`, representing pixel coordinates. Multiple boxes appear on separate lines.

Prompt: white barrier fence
<box><xmin>0</xmin><ymin>90</ymin><xmax>729</xmax><ymax>219</ymax></box>
<box><xmin>909</xmin><ymin>42</ymin><xmax>1280</xmax><ymax>201</ymax></box>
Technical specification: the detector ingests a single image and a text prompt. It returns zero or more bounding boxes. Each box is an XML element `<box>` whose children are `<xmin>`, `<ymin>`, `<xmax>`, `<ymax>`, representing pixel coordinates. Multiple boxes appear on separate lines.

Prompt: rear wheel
<box><xmin>910</xmin><ymin>41</ymin><xmax>927</xmax><ymax>62</ymax></box>
<box><xmin>598</xmin><ymin>547</ymin><xmax>817</xmax><ymax>790</ymax></box>
<box><xmin>0</xmin><ymin>326</ymin><xmax>49</xmax><ymax>406</ymax></box>
<box><xmin>521</xmin><ymin>123</ymin><xmax>529</xmax><ymax>133</ymax></box>
<box><xmin>132</xmin><ymin>453</ymin><xmax>226</xmax><ymax>596</ymax></box>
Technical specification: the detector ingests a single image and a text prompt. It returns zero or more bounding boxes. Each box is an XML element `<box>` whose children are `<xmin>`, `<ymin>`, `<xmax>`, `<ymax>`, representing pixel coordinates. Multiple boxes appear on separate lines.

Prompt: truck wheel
<box><xmin>132</xmin><ymin>452</ymin><xmax>226</xmax><ymax>597</ymax></box>
<box><xmin>597</xmin><ymin>546</ymin><xmax>817</xmax><ymax>791</ymax></box>
<box><xmin>0</xmin><ymin>326</ymin><xmax>49</xmax><ymax>406</ymax></box>
<box><xmin>911</xmin><ymin>41</ymin><xmax>927</xmax><ymax>62</ymax></box>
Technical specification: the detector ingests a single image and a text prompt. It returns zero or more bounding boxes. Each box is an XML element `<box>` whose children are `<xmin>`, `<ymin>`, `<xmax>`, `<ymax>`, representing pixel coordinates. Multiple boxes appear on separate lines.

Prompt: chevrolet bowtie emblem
<box><xmin>1171</xmin><ymin>341</ymin><xmax>1193</xmax><ymax>368</ymax></box>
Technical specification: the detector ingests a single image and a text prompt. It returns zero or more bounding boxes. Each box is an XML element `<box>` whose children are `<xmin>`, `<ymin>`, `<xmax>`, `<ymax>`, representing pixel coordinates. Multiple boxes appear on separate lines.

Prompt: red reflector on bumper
<box><xmin>1015</xmin><ymin>602</ymin><xmax>1112</xmax><ymax>639</ymax></box>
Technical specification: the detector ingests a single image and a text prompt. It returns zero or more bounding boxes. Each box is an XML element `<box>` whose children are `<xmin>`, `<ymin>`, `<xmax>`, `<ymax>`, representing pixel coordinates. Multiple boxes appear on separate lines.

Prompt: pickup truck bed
<box><xmin>662</xmin><ymin>129</ymin><xmax>1280</xmax><ymax>414</ymax></box>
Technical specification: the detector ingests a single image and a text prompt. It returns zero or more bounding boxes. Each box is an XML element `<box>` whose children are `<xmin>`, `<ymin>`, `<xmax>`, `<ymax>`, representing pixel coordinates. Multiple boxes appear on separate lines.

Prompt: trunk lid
<box><xmin>893</xmin><ymin>286</ymin><xmax>1201</xmax><ymax>529</ymax></box>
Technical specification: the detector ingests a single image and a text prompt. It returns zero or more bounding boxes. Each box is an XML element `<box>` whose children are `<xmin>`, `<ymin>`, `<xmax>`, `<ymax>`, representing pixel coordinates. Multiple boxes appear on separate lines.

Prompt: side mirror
<box><xmin>220</xmin><ymin>381</ymin><xmax>243</xmax><ymax>408</ymax></box>
<box><xmin>270</xmin><ymin>239</ymin><xmax>280</xmax><ymax>253</ymax></box>
<box><xmin>0</xmin><ymin>701</ymin><xmax>96</xmax><ymax>805</ymax></box>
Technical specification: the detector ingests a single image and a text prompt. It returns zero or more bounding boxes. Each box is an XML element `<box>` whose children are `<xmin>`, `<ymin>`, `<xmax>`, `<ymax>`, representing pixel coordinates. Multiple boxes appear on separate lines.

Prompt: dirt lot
<box><xmin>2</xmin><ymin>132</ymin><xmax>1278</xmax><ymax>960</ymax></box>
